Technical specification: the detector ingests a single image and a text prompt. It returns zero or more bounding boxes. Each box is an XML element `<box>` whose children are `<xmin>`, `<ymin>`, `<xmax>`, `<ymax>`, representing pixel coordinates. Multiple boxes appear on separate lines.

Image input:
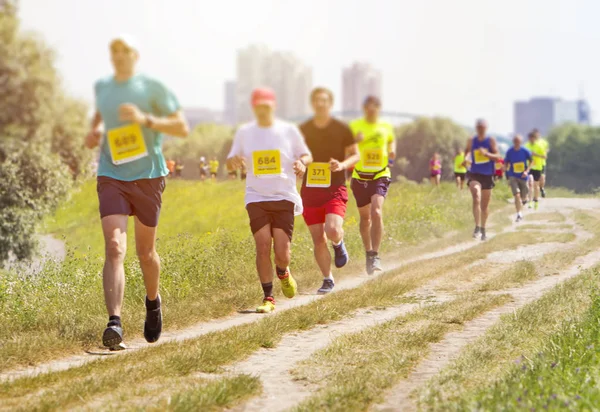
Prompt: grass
<box><xmin>516</xmin><ymin>223</ymin><xmax>573</xmax><ymax>231</ymax></box>
<box><xmin>415</xmin><ymin>267</ymin><xmax>600</xmax><ymax>410</ymax></box>
<box><xmin>524</xmin><ymin>212</ymin><xmax>566</xmax><ymax>222</ymax></box>
<box><xmin>477</xmin><ymin>260</ymin><xmax>539</xmax><ymax>292</ymax></box>
<box><xmin>292</xmin><ymin>293</ymin><xmax>511</xmax><ymax>412</ymax></box>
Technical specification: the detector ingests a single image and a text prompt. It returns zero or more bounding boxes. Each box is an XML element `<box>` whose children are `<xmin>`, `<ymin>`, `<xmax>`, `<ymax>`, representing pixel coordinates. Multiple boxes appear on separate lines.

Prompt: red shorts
<box><xmin>301</xmin><ymin>185</ymin><xmax>348</xmax><ymax>226</ymax></box>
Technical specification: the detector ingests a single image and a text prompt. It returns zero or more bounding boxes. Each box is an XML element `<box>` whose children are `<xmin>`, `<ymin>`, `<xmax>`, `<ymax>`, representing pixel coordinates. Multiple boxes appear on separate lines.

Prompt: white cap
<box><xmin>110</xmin><ymin>33</ymin><xmax>140</xmax><ymax>52</ymax></box>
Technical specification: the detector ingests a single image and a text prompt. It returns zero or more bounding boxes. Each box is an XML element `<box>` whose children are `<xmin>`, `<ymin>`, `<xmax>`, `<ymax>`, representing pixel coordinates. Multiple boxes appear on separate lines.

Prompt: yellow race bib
<box><xmin>306</xmin><ymin>162</ymin><xmax>331</xmax><ymax>188</ymax></box>
<box><xmin>513</xmin><ymin>162</ymin><xmax>525</xmax><ymax>173</ymax></box>
<box><xmin>107</xmin><ymin>124</ymin><xmax>148</xmax><ymax>165</ymax></box>
<box><xmin>363</xmin><ymin>149</ymin><xmax>385</xmax><ymax>170</ymax></box>
<box><xmin>252</xmin><ymin>150</ymin><xmax>281</xmax><ymax>177</ymax></box>
<box><xmin>474</xmin><ymin>150</ymin><xmax>489</xmax><ymax>164</ymax></box>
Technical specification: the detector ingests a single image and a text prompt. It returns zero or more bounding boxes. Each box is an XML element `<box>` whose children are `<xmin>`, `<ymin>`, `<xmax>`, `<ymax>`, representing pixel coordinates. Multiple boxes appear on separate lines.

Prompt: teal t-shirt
<box><xmin>95</xmin><ymin>74</ymin><xmax>180</xmax><ymax>181</ymax></box>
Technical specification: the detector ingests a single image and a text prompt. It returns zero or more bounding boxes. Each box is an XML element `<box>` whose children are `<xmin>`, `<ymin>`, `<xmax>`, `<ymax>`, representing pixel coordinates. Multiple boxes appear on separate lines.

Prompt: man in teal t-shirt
<box><xmin>85</xmin><ymin>34</ymin><xmax>189</xmax><ymax>350</ymax></box>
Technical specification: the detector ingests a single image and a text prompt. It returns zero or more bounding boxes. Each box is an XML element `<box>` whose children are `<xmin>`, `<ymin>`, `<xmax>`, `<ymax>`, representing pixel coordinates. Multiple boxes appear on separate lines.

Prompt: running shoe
<box><xmin>528</xmin><ymin>202</ymin><xmax>533</xmax><ymax>209</ymax></box>
<box><xmin>277</xmin><ymin>269</ymin><xmax>297</xmax><ymax>298</ymax></box>
<box><xmin>541</xmin><ymin>188</ymin><xmax>546</xmax><ymax>198</ymax></box>
<box><xmin>534</xmin><ymin>201</ymin><xmax>539</xmax><ymax>210</ymax></box>
<box><xmin>473</xmin><ymin>226</ymin><xmax>481</xmax><ymax>239</ymax></box>
<box><xmin>366</xmin><ymin>253</ymin><xmax>376</xmax><ymax>275</ymax></box>
<box><xmin>102</xmin><ymin>324</ymin><xmax>124</xmax><ymax>350</ymax></box>
<box><xmin>372</xmin><ymin>255</ymin><xmax>383</xmax><ymax>272</ymax></box>
<box><xmin>516</xmin><ymin>214</ymin><xmax>523</xmax><ymax>223</ymax></box>
<box><xmin>333</xmin><ymin>240</ymin><xmax>349</xmax><ymax>268</ymax></box>
<box><xmin>480</xmin><ymin>228</ymin><xmax>487</xmax><ymax>241</ymax></box>
<box><xmin>317</xmin><ymin>279</ymin><xmax>335</xmax><ymax>294</ymax></box>
<box><xmin>256</xmin><ymin>297</ymin><xmax>276</xmax><ymax>313</ymax></box>
<box><xmin>144</xmin><ymin>295</ymin><xmax>162</xmax><ymax>343</ymax></box>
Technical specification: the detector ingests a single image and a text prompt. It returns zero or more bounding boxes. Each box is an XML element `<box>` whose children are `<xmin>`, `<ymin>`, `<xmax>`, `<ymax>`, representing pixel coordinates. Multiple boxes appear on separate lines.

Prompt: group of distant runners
<box><xmin>84</xmin><ymin>35</ymin><xmax>548</xmax><ymax>350</ymax></box>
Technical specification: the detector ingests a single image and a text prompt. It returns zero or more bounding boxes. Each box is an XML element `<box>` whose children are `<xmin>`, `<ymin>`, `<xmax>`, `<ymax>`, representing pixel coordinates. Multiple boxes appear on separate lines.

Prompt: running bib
<box><xmin>513</xmin><ymin>162</ymin><xmax>525</xmax><ymax>173</ymax></box>
<box><xmin>363</xmin><ymin>148</ymin><xmax>385</xmax><ymax>170</ymax></box>
<box><xmin>252</xmin><ymin>150</ymin><xmax>281</xmax><ymax>177</ymax></box>
<box><xmin>433</xmin><ymin>163</ymin><xmax>441</xmax><ymax>171</ymax></box>
<box><xmin>306</xmin><ymin>162</ymin><xmax>331</xmax><ymax>188</ymax></box>
<box><xmin>107</xmin><ymin>124</ymin><xmax>148</xmax><ymax>165</ymax></box>
<box><xmin>474</xmin><ymin>150</ymin><xmax>489</xmax><ymax>164</ymax></box>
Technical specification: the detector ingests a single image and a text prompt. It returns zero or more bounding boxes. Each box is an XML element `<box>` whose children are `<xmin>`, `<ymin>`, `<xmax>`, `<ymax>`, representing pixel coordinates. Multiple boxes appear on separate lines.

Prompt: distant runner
<box><xmin>504</xmin><ymin>134</ymin><xmax>532</xmax><ymax>222</ymax></box>
<box><xmin>454</xmin><ymin>150</ymin><xmax>467</xmax><ymax>190</ymax></box>
<box><xmin>227</xmin><ymin>162</ymin><xmax>238</xmax><ymax>180</ymax></box>
<box><xmin>429</xmin><ymin>152</ymin><xmax>442</xmax><ymax>187</ymax></box>
<box><xmin>174</xmin><ymin>158</ymin><xmax>184</xmax><ymax>178</ymax></box>
<box><xmin>299</xmin><ymin>87</ymin><xmax>360</xmax><ymax>294</ymax></box>
<box><xmin>494</xmin><ymin>158</ymin><xmax>504</xmax><ymax>181</ymax></box>
<box><xmin>525</xmin><ymin>131</ymin><xmax>547</xmax><ymax>210</ymax></box>
<box><xmin>534</xmin><ymin>129</ymin><xmax>550</xmax><ymax>198</ymax></box>
<box><xmin>198</xmin><ymin>156</ymin><xmax>208</xmax><ymax>180</ymax></box>
<box><xmin>209</xmin><ymin>156</ymin><xmax>219</xmax><ymax>180</ymax></box>
<box><xmin>227</xmin><ymin>87</ymin><xmax>312</xmax><ymax>313</ymax></box>
<box><xmin>84</xmin><ymin>34</ymin><xmax>189</xmax><ymax>349</ymax></box>
<box><xmin>350</xmin><ymin>96</ymin><xmax>396</xmax><ymax>275</ymax></box>
<box><xmin>464</xmin><ymin>119</ymin><xmax>502</xmax><ymax>241</ymax></box>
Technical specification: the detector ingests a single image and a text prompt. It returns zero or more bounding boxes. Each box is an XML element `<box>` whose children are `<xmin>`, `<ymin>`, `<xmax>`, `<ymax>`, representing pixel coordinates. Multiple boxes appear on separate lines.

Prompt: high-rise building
<box><xmin>342</xmin><ymin>62</ymin><xmax>382</xmax><ymax>113</ymax></box>
<box><xmin>223</xmin><ymin>80</ymin><xmax>237</xmax><ymax>125</ymax></box>
<box><xmin>514</xmin><ymin>97</ymin><xmax>591</xmax><ymax>136</ymax></box>
<box><xmin>235</xmin><ymin>44</ymin><xmax>313</xmax><ymax>122</ymax></box>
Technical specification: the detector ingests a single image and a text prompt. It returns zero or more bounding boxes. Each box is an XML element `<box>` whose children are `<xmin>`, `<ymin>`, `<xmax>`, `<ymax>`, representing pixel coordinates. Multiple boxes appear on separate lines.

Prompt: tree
<box><xmin>395</xmin><ymin>117</ymin><xmax>470</xmax><ymax>181</ymax></box>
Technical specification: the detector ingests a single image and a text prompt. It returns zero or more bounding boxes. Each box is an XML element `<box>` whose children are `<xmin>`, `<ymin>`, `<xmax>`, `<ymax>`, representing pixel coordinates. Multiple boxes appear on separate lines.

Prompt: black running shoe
<box><xmin>541</xmin><ymin>188</ymin><xmax>546</xmax><ymax>198</ymax></box>
<box><xmin>332</xmin><ymin>240</ymin><xmax>349</xmax><ymax>268</ymax></box>
<box><xmin>102</xmin><ymin>324</ymin><xmax>124</xmax><ymax>350</ymax></box>
<box><xmin>144</xmin><ymin>295</ymin><xmax>162</xmax><ymax>343</ymax></box>
<box><xmin>366</xmin><ymin>254</ymin><xmax>375</xmax><ymax>275</ymax></box>
<box><xmin>317</xmin><ymin>279</ymin><xmax>335</xmax><ymax>294</ymax></box>
<box><xmin>480</xmin><ymin>228</ymin><xmax>487</xmax><ymax>241</ymax></box>
<box><xmin>473</xmin><ymin>226</ymin><xmax>481</xmax><ymax>239</ymax></box>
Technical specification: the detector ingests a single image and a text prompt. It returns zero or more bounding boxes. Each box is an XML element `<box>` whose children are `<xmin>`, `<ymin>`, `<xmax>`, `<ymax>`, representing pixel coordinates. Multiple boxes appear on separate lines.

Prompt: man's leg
<box><xmin>324</xmin><ymin>213</ymin><xmax>344</xmax><ymax>244</ymax></box>
<box><xmin>436</xmin><ymin>175</ymin><xmax>441</xmax><ymax>187</ymax></box>
<box><xmin>455</xmin><ymin>175</ymin><xmax>460</xmax><ymax>188</ymax></box>
<box><xmin>370</xmin><ymin>194</ymin><xmax>386</xmax><ymax>253</ymax></box>
<box><xmin>102</xmin><ymin>215</ymin><xmax>129</xmax><ymax>317</ymax></box>
<box><xmin>514</xmin><ymin>193</ymin><xmax>522</xmax><ymax>214</ymax></box>
<box><xmin>308</xmin><ymin>224</ymin><xmax>330</xmax><ymax>277</ymax></box>
<box><xmin>134</xmin><ymin>217</ymin><xmax>160</xmax><ymax>301</ymax></box>
<box><xmin>253</xmin><ymin>224</ymin><xmax>274</xmax><ymax>285</ymax></box>
<box><xmin>273</xmin><ymin>228</ymin><xmax>291</xmax><ymax>271</ymax></box>
<box><xmin>480</xmin><ymin>189</ymin><xmax>492</xmax><ymax>228</ymax></box>
<box><xmin>358</xmin><ymin>204</ymin><xmax>372</xmax><ymax>252</ymax></box>
<box><xmin>469</xmin><ymin>181</ymin><xmax>482</xmax><ymax>228</ymax></box>
<box><xmin>527</xmin><ymin>175</ymin><xmax>534</xmax><ymax>204</ymax></box>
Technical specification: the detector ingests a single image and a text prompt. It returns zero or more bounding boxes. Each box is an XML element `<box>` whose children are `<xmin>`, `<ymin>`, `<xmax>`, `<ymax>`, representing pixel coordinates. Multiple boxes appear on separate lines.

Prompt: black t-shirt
<box><xmin>299</xmin><ymin>118</ymin><xmax>354</xmax><ymax>188</ymax></box>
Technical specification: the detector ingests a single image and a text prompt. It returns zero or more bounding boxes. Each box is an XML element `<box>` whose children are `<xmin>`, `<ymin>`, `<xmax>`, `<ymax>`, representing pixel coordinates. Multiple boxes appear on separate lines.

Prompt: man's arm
<box><xmin>484</xmin><ymin>137</ymin><xmax>503</xmax><ymax>161</ymax></box>
<box><xmin>146</xmin><ymin>110</ymin><xmax>189</xmax><ymax>138</ymax></box>
<box><xmin>342</xmin><ymin>143</ymin><xmax>360</xmax><ymax>169</ymax></box>
<box><xmin>85</xmin><ymin>111</ymin><xmax>103</xmax><ymax>149</ymax></box>
<box><xmin>463</xmin><ymin>139</ymin><xmax>472</xmax><ymax>166</ymax></box>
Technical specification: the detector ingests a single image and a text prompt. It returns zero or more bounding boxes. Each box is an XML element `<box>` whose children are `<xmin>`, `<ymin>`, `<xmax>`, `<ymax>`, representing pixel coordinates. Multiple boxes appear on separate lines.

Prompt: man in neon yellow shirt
<box><xmin>525</xmin><ymin>131</ymin><xmax>547</xmax><ymax>210</ymax></box>
<box><xmin>533</xmin><ymin>129</ymin><xmax>550</xmax><ymax>198</ymax></box>
<box><xmin>349</xmin><ymin>96</ymin><xmax>396</xmax><ymax>275</ymax></box>
<box><xmin>454</xmin><ymin>150</ymin><xmax>467</xmax><ymax>190</ymax></box>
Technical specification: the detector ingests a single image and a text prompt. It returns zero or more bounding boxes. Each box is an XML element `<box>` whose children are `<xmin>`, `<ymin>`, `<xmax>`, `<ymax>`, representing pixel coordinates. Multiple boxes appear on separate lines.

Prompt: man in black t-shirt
<box><xmin>299</xmin><ymin>87</ymin><xmax>360</xmax><ymax>294</ymax></box>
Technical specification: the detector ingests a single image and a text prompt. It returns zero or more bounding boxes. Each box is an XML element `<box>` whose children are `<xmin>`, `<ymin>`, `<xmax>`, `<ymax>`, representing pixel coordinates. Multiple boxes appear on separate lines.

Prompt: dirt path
<box><xmin>4</xmin><ymin>235</ymin><xmax>66</xmax><ymax>274</ymax></box>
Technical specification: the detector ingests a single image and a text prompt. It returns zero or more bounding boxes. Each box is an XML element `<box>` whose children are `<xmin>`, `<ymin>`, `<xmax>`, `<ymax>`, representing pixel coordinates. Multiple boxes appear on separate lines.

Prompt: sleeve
<box><xmin>342</xmin><ymin>123</ymin><xmax>355</xmax><ymax>147</ymax></box>
<box><xmin>290</xmin><ymin>124</ymin><xmax>311</xmax><ymax>158</ymax></box>
<box><xmin>227</xmin><ymin>129</ymin><xmax>243</xmax><ymax>158</ymax></box>
<box><xmin>150</xmin><ymin>79</ymin><xmax>181</xmax><ymax>116</ymax></box>
<box><xmin>525</xmin><ymin>148</ymin><xmax>532</xmax><ymax>160</ymax></box>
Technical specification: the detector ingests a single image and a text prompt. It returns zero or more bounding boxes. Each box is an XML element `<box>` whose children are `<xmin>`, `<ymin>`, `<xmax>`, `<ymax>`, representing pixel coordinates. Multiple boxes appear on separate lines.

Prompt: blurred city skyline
<box><xmin>19</xmin><ymin>0</ymin><xmax>600</xmax><ymax>133</ymax></box>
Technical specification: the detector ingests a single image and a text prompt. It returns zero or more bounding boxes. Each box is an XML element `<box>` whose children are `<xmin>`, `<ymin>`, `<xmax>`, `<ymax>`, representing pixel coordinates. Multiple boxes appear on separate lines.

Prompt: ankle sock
<box><xmin>261</xmin><ymin>282</ymin><xmax>273</xmax><ymax>298</ymax></box>
<box><xmin>275</xmin><ymin>266</ymin><xmax>287</xmax><ymax>277</ymax></box>
<box><xmin>108</xmin><ymin>315</ymin><xmax>121</xmax><ymax>327</ymax></box>
<box><xmin>146</xmin><ymin>295</ymin><xmax>161</xmax><ymax>311</ymax></box>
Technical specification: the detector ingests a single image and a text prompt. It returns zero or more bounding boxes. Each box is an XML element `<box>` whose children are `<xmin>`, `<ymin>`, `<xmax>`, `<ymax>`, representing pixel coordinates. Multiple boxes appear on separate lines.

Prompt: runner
<box><xmin>198</xmin><ymin>156</ymin><xmax>208</xmax><ymax>180</ymax></box>
<box><xmin>84</xmin><ymin>34</ymin><xmax>189</xmax><ymax>349</ymax></box>
<box><xmin>299</xmin><ymin>87</ymin><xmax>360</xmax><ymax>294</ymax></box>
<box><xmin>350</xmin><ymin>96</ymin><xmax>396</xmax><ymax>275</ymax></box>
<box><xmin>454</xmin><ymin>150</ymin><xmax>467</xmax><ymax>190</ymax></box>
<box><xmin>534</xmin><ymin>129</ymin><xmax>550</xmax><ymax>198</ymax></box>
<box><xmin>464</xmin><ymin>119</ymin><xmax>502</xmax><ymax>241</ymax></box>
<box><xmin>227</xmin><ymin>87</ymin><xmax>312</xmax><ymax>313</ymax></box>
<box><xmin>429</xmin><ymin>152</ymin><xmax>442</xmax><ymax>187</ymax></box>
<box><xmin>166</xmin><ymin>159</ymin><xmax>175</xmax><ymax>178</ymax></box>
<box><xmin>174</xmin><ymin>158</ymin><xmax>184</xmax><ymax>178</ymax></box>
<box><xmin>240</xmin><ymin>162</ymin><xmax>247</xmax><ymax>180</ymax></box>
<box><xmin>525</xmin><ymin>131</ymin><xmax>547</xmax><ymax>210</ymax></box>
<box><xmin>209</xmin><ymin>156</ymin><xmax>219</xmax><ymax>180</ymax></box>
<box><xmin>227</xmin><ymin>162</ymin><xmax>238</xmax><ymax>180</ymax></box>
<box><xmin>504</xmin><ymin>134</ymin><xmax>532</xmax><ymax>222</ymax></box>
<box><xmin>494</xmin><ymin>158</ymin><xmax>504</xmax><ymax>181</ymax></box>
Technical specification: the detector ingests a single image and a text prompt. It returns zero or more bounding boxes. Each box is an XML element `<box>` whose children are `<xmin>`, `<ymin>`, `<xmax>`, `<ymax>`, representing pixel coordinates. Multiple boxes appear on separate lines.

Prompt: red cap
<box><xmin>251</xmin><ymin>87</ymin><xmax>276</xmax><ymax>107</ymax></box>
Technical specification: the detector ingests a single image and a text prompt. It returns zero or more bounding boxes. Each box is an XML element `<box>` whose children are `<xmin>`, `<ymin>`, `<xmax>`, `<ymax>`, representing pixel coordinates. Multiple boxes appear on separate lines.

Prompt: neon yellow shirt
<box><xmin>209</xmin><ymin>160</ymin><xmax>219</xmax><ymax>174</ymax></box>
<box><xmin>538</xmin><ymin>138</ymin><xmax>549</xmax><ymax>167</ymax></box>
<box><xmin>454</xmin><ymin>154</ymin><xmax>467</xmax><ymax>173</ymax></box>
<box><xmin>349</xmin><ymin>118</ymin><xmax>395</xmax><ymax>180</ymax></box>
<box><xmin>525</xmin><ymin>141</ymin><xmax>545</xmax><ymax>171</ymax></box>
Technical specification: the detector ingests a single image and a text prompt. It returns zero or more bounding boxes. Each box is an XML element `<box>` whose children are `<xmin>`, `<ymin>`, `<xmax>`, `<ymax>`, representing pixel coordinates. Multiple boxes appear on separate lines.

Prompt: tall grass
<box><xmin>0</xmin><ymin>180</ymin><xmax>511</xmax><ymax>371</ymax></box>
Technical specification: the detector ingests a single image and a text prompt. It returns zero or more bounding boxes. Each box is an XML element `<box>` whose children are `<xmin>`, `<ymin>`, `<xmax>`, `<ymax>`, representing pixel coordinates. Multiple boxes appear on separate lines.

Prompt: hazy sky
<box><xmin>19</xmin><ymin>0</ymin><xmax>600</xmax><ymax>133</ymax></box>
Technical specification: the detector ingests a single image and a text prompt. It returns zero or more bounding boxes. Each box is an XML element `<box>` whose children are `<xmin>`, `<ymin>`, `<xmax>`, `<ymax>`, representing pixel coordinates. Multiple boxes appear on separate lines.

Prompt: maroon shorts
<box><xmin>301</xmin><ymin>185</ymin><xmax>348</xmax><ymax>226</ymax></box>
<box><xmin>97</xmin><ymin>176</ymin><xmax>166</xmax><ymax>227</ymax></box>
<box><xmin>246</xmin><ymin>200</ymin><xmax>295</xmax><ymax>240</ymax></box>
<box><xmin>351</xmin><ymin>177</ymin><xmax>391</xmax><ymax>208</ymax></box>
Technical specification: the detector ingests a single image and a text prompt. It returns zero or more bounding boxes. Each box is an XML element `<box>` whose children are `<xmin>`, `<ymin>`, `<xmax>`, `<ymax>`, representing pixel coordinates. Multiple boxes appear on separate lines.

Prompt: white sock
<box><xmin>332</xmin><ymin>239</ymin><xmax>342</xmax><ymax>246</ymax></box>
<box><xmin>517</xmin><ymin>212</ymin><xmax>523</xmax><ymax>217</ymax></box>
<box><xmin>324</xmin><ymin>273</ymin><xmax>334</xmax><ymax>282</ymax></box>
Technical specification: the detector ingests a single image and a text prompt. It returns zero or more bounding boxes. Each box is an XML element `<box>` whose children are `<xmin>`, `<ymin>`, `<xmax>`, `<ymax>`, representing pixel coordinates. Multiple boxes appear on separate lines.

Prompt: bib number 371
<box><xmin>307</xmin><ymin>162</ymin><xmax>331</xmax><ymax>188</ymax></box>
<box><xmin>252</xmin><ymin>150</ymin><xmax>281</xmax><ymax>177</ymax></box>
